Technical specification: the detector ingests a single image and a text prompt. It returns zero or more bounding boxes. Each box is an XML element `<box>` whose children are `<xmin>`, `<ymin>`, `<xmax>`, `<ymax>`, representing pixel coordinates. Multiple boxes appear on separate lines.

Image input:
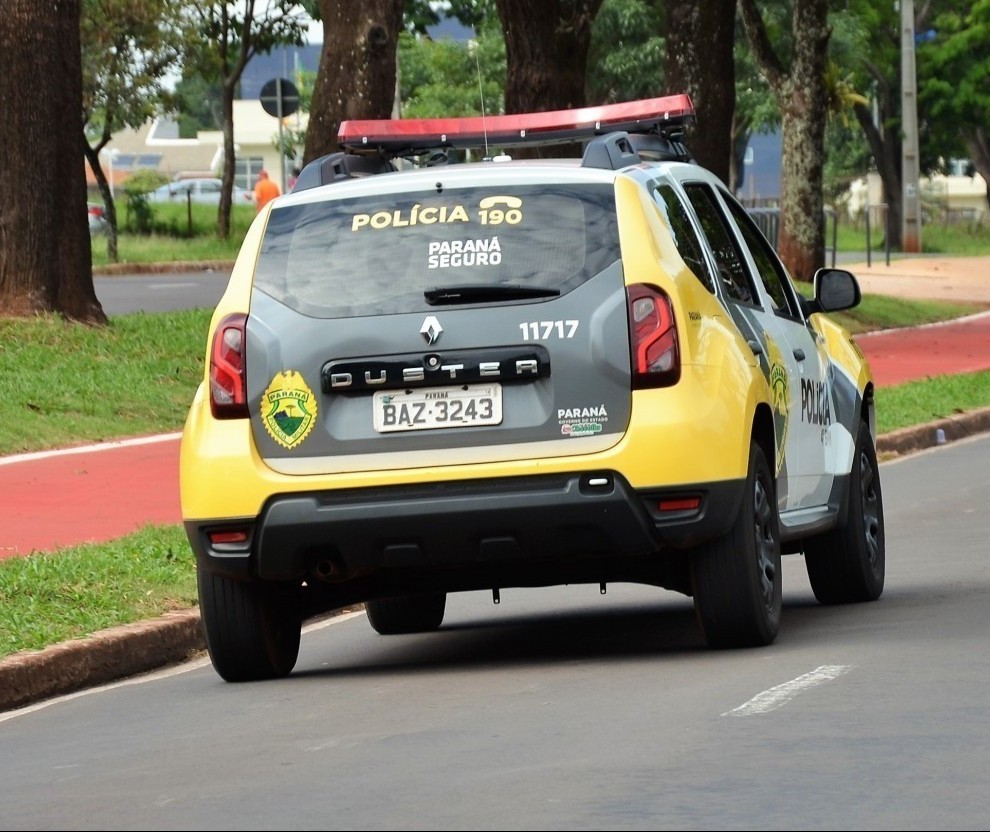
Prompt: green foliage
<box><xmin>173</xmin><ymin>73</ymin><xmax>223</xmax><ymax>137</ymax></box>
<box><xmin>587</xmin><ymin>0</ymin><xmax>666</xmax><ymax>103</ymax></box>
<box><xmin>823</xmin><ymin>121</ymin><xmax>871</xmax><ymax>205</ymax></box>
<box><xmin>404</xmin><ymin>0</ymin><xmax>495</xmax><ymax>34</ymax></box>
<box><xmin>185</xmin><ymin>1</ymin><xmax>309</xmax><ymax>81</ymax></box>
<box><xmin>80</xmin><ymin>0</ymin><xmax>186</xmax><ymax>135</ymax></box>
<box><xmin>182</xmin><ymin>2</ymin><xmax>309</xmax><ymax>239</ymax></box>
<box><xmin>918</xmin><ymin>0</ymin><xmax>990</xmax><ymax>166</ymax></box>
<box><xmin>735</xmin><ymin>28</ymin><xmax>778</xmax><ymax>135</ymax></box>
<box><xmin>120</xmin><ymin>169</ymin><xmax>169</xmax><ymax>234</ymax></box>
<box><xmin>398</xmin><ymin>28</ymin><xmax>505</xmax><ymax>118</ymax></box>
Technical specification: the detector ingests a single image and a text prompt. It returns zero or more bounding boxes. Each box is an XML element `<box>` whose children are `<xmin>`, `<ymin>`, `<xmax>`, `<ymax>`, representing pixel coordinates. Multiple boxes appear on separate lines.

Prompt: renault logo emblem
<box><xmin>420</xmin><ymin>315</ymin><xmax>443</xmax><ymax>345</ymax></box>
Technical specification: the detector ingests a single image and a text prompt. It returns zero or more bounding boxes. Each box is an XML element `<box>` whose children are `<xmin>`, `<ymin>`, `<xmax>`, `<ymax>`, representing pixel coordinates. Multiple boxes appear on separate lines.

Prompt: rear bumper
<box><xmin>185</xmin><ymin>471</ymin><xmax>745</xmax><ymax>597</ymax></box>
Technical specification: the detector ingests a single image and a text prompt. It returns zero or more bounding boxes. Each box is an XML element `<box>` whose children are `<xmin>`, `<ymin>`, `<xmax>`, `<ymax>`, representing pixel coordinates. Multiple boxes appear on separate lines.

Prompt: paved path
<box><xmin>856</xmin><ymin>312</ymin><xmax>990</xmax><ymax>386</ymax></box>
<box><xmin>1</xmin><ymin>435</ymin><xmax>181</xmax><ymax>558</ymax></box>
<box><xmin>843</xmin><ymin>255</ymin><xmax>990</xmax><ymax>304</ymax></box>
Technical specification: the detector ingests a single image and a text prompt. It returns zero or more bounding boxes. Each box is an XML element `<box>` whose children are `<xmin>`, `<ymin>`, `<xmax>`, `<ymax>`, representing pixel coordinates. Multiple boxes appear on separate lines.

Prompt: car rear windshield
<box><xmin>253</xmin><ymin>183</ymin><xmax>620</xmax><ymax>318</ymax></box>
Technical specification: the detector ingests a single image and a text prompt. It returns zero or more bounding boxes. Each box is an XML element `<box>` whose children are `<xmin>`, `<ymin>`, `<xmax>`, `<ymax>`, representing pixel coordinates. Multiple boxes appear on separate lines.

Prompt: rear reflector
<box><xmin>658</xmin><ymin>496</ymin><xmax>701</xmax><ymax>513</ymax></box>
<box><xmin>209</xmin><ymin>530</ymin><xmax>249</xmax><ymax>545</ymax></box>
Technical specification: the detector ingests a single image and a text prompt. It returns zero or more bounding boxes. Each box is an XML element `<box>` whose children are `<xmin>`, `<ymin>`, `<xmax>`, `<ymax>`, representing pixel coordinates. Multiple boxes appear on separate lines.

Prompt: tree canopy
<box><xmin>918</xmin><ymin>0</ymin><xmax>990</xmax><ymax>209</ymax></box>
<box><xmin>183</xmin><ymin>1</ymin><xmax>308</xmax><ymax>238</ymax></box>
<box><xmin>81</xmin><ymin>0</ymin><xmax>187</xmax><ymax>262</ymax></box>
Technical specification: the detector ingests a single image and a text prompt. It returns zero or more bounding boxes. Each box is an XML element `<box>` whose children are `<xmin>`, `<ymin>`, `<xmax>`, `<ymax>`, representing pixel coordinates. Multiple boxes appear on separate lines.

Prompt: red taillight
<box><xmin>627</xmin><ymin>285</ymin><xmax>680</xmax><ymax>388</ymax></box>
<box><xmin>209</xmin><ymin>313</ymin><xmax>249</xmax><ymax>419</ymax></box>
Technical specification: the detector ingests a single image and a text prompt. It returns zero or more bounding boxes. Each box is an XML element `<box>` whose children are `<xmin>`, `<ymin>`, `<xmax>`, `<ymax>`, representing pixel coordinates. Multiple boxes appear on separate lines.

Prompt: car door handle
<box><xmin>748</xmin><ymin>340</ymin><xmax>762</xmax><ymax>355</ymax></box>
<box><xmin>793</xmin><ymin>348</ymin><xmax>806</xmax><ymax>361</ymax></box>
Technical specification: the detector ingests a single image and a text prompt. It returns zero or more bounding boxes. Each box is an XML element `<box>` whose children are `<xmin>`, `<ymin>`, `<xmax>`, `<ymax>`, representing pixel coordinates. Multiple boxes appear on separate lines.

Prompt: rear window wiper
<box><xmin>424</xmin><ymin>284</ymin><xmax>561</xmax><ymax>305</ymax></box>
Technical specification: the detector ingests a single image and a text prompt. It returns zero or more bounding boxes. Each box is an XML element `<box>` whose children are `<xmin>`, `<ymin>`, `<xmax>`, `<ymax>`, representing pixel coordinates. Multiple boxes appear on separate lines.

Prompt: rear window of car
<box><xmin>253</xmin><ymin>183</ymin><xmax>620</xmax><ymax>318</ymax></box>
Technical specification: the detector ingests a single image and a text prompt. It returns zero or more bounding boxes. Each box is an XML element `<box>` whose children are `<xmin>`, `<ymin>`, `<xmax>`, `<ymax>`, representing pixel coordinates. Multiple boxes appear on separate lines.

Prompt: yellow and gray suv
<box><xmin>181</xmin><ymin>96</ymin><xmax>885</xmax><ymax>681</ymax></box>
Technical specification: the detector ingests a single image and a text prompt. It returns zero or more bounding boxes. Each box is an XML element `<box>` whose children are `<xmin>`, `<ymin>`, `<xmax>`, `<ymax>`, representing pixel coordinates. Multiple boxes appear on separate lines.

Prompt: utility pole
<box><xmin>901</xmin><ymin>0</ymin><xmax>922</xmax><ymax>252</ymax></box>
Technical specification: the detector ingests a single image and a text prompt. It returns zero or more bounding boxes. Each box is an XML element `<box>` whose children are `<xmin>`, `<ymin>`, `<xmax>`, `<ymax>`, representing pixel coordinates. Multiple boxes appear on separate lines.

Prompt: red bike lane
<box><xmin>854</xmin><ymin>313</ymin><xmax>990</xmax><ymax>386</ymax></box>
<box><xmin>0</xmin><ymin>434</ymin><xmax>182</xmax><ymax>559</ymax></box>
<box><xmin>1</xmin><ymin>313</ymin><xmax>989</xmax><ymax>559</ymax></box>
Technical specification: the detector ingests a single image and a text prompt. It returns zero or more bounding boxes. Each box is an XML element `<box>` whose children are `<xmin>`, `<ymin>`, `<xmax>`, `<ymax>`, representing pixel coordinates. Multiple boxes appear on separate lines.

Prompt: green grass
<box><xmin>876</xmin><ymin>371</ymin><xmax>990</xmax><ymax>434</ymax></box>
<box><xmin>0</xmin><ymin>310</ymin><xmax>211</xmax><ymax>455</ymax></box>
<box><xmin>831</xmin><ymin>215</ymin><xmax>990</xmax><ymax>255</ymax></box>
<box><xmin>1</xmin><ymin>221</ymin><xmax>989</xmax><ymax>663</ymax></box>
<box><xmin>90</xmin><ymin>203</ymin><xmax>254</xmax><ymax>267</ymax></box>
<box><xmin>0</xmin><ymin>526</ymin><xmax>197</xmax><ymax>656</ymax></box>
<box><xmin>825</xmin><ymin>293</ymin><xmax>985</xmax><ymax>335</ymax></box>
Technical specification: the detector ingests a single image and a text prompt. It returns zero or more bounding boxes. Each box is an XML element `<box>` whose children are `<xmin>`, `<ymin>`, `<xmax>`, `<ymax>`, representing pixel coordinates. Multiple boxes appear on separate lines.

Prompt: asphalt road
<box><xmin>1</xmin><ymin>435</ymin><xmax>988</xmax><ymax>830</ymax></box>
<box><xmin>95</xmin><ymin>269</ymin><xmax>230</xmax><ymax>315</ymax></box>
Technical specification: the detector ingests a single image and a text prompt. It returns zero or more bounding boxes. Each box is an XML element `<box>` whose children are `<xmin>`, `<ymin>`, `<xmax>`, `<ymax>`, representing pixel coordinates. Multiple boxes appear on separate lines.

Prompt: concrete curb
<box><xmin>93</xmin><ymin>261</ymin><xmax>235</xmax><ymax>276</ymax></box>
<box><xmin>2</xmin><ymin>410</ymin><xmax>989</xmax><ymax>714</ymax></box>
<box><xmin>876</xmin><ymin>406</ymin><xmax>990</xmax><ymax>457</ymax></box>
<box><xmin>0</xmin><ymin>611</ymin><xmax>205</xmax><ymax>713</ymax></box>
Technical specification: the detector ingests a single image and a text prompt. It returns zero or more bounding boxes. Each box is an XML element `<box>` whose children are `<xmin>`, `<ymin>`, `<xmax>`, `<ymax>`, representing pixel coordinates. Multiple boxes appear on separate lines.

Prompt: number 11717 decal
<box><xmin>519</xmin><ymin>320</ymin><xmax>579</xmax><ymax>340</ymax></box>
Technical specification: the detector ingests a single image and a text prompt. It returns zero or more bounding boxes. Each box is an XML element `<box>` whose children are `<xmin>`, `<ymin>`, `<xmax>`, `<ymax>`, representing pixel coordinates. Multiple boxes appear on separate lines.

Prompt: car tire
<box><xmin>197</xmin><ymin>570</ymin><xmax>301</xmax><ymax>682</ymax></box>
<box><xmin>366</xmin><ymin>592</ymin><xmax>447</xmax><ymax>635</ymax></box>
<box><xmin>804</xmin><ymin>420</ymin><xmax>885</xmax><ymax>604</ymax></box>
<box><xmin>691</xmin><ymin>442</ymin><xmax>782</xmax><ymax>648</ymax></box>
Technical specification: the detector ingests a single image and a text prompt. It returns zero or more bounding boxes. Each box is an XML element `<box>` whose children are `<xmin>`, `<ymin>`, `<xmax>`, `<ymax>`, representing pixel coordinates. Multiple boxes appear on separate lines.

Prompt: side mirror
<box><xmin>812</xmin><ymin>268</ymin><xmax>862</xmax><ymax>313</ymax></box>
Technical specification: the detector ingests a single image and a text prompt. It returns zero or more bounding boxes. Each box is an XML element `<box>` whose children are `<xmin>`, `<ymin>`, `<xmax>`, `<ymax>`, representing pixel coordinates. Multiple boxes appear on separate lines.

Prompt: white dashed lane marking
<box><xmin>723</xmin><ymin>665</ymin><xmax>852</xmax><ymax>716</ymax></box>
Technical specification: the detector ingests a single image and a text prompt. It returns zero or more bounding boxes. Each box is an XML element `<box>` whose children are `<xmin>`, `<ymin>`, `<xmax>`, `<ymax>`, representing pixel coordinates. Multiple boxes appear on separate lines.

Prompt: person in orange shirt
<box><xmin>254</xmin><ymin>169</ymin><xmax>281</xmax><ymax>212</ymax></box>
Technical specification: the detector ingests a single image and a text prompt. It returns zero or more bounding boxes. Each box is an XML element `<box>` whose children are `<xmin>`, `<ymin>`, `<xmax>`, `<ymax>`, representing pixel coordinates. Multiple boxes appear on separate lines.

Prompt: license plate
<box><xmin>373</xmin><ymin>384</ymin><xmax>503</xmax><ymax>433</ymax></box>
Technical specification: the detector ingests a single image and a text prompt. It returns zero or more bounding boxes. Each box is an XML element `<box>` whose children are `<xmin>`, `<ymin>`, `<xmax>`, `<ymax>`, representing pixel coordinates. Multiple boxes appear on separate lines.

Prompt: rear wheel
<box><xmin>366</xmin><ymin>592</ymin><xmax>447</xmax><ymax>635</ymax></box>
<box><xmin>804</xmin><ymin>420</ymin><xmax>885</xmax><ymax>604</ymax></box>
<box><xmin>691</xmin><ymin>442</ymin><xmax>782</xmax><ymax>648</ymax></box>
<box><xmin>197</xmin><ymin>570</ymin><xmax>301</xmax><ymax>682</ymax></box>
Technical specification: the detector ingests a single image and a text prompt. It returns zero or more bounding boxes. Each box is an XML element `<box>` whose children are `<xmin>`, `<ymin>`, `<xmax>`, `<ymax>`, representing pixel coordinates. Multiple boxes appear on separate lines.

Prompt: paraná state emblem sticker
<box><xmin>261</xmin><ymin>370</ymin><xmax>317</xmax><ymax>449</ymax></box>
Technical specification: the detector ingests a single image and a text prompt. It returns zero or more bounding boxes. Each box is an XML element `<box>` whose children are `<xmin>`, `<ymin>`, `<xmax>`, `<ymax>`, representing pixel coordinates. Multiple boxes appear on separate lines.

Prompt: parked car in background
<box><xmin>88</xmin><ymin>202</ymin><xmax>107</xmax><ymax>235</ymax></box>
<box><xmin>147</xmin><ymin>178</ymin><xmax>253</xmax><ymax>205</ymax></box>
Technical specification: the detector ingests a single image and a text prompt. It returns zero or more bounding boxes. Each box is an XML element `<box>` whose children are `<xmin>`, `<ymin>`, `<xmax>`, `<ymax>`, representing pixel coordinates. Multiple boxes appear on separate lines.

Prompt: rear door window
<box><xmin>650</xmin><ymin>181</ymin><xmax>718</xmax><ymax>294</ymax></box>
<box><xmin>681</xmin><ymin>182</ymin><xmax>760</xmax><ymax>306</ymax></box>
<box><xmin>253</xmin><ymin>184</ymin><xmax>620</xmax><ymax>318</ymax></box>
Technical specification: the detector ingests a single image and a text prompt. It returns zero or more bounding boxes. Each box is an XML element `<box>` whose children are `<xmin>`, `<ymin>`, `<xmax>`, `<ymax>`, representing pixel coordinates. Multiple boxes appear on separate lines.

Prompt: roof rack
<box><xmin>292</xmin><ymin>95</ymin><xmax>696</xmax><ymax>192</ymax></box>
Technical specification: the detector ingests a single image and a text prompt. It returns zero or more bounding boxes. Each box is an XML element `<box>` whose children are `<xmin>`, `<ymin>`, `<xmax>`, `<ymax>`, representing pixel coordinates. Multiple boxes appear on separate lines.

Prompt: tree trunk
<box><xmin>663</xmin><ymin>0</ymin><xmax>735</xmax><ymax>185</ymax></box>
<box><xmin>303</xmin><ymin>0</ymin><xmax>404</xmax><ymax>162</ymax></box>
<box><xmin>0</xmin><ymin>0</ymin><xmax>105</xmax><ymax>323</ymax></box>
<box><xmin>778</xmin><ymin>103</ymin><xmax>826</xmax><ymax>281</ymax></box>
<box><xmin>218</xmin><ymin>76</ymin><xmax>237</xmax><ymax>240</ymax></box>
<box><xmin>853</xmin><ymin>101</ymin><xmax>903</xmax><ymax>249</ymax></box>
<box><xmin>84</xmin><ymin>143</ymin><xmax>119</xmax><ymax>264</ymax></box>
<box><xmin>739</xmin><ymin>0</ymin><xmax>830</xmax><ymax>280</ymax></box>
<box><xmin>963</xmin><ymin>128</ymin><xmax>990</xmax><ymax>214</ymax></box>
<box><xmin>495</xmin><ymin>0</ymin><xmax>604</xmax><ymax>158</ymax></box>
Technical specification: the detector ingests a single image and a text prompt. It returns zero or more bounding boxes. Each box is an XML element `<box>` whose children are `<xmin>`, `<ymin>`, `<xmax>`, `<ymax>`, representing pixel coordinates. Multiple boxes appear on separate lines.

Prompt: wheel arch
<box><xmin>752</xmin><ymin>401</ymin><xmax>777</xmax><ymax>477</ymax></box>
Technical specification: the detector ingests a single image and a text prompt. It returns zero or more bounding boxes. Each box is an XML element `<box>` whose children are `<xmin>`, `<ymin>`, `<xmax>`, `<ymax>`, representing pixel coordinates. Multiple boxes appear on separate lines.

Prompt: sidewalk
<box><xmin>842</xmin><ymin>254</ymin><xmax>990</xmax><ymax>304</ymax></box>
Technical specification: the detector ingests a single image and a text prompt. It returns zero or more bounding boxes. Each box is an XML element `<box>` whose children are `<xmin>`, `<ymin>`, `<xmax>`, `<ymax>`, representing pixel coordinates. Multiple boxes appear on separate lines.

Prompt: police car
<box><xmin>180</xmin><ymin>95</ymin><xmax>885</xmax><ymax>681</ymax></box>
